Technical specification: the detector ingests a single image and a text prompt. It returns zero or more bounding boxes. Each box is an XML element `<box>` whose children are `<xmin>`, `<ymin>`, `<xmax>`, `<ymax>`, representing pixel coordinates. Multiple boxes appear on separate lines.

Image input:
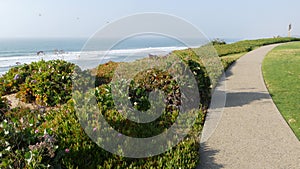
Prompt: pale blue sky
<box><xmin>0</xmin><ymin>0</ymin><xmax>299</xmax><ymax>39</ymax></box>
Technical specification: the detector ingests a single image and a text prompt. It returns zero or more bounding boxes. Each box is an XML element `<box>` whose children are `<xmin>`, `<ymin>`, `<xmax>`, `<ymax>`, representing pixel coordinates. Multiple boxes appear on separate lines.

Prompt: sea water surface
<box><xmin>0</xmin><ymin>37</ymin><xmax>239</xmax><ymax>76</ymax></box>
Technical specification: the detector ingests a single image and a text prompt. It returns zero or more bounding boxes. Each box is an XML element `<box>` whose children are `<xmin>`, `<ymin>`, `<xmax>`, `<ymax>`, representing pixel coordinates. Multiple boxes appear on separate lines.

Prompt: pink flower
<box><xmin>35</xmin><ymin>129</ymin><xmax>39</xmax><ymax>133</ymax></box>
<box><xmin>93</xmin><ymin>127</ymin><xmax>97</xmax><ymax>132</ymax></box>
<box><xmin>65</xmin><ymin>148</ymin><xmax>70</xmax><ymax>153</ymax></box>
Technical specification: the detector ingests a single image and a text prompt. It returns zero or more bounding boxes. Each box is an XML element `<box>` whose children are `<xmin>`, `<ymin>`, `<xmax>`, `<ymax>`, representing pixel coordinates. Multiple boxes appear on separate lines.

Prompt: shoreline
<box><xmin>0</xmin><ymin>37</ymin><xmax>241</xmax><ymax>76</ymax></box>
<box><xmin>0</xmin><ymin>46</ymin><xmax>190</xmax><ymax>76</ymax></box>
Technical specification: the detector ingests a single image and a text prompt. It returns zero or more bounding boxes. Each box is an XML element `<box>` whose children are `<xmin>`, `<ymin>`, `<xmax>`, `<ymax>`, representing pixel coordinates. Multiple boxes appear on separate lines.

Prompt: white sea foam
<box><xmin>0</xmin><ymin>46</ymin><xmax>188</xmax><ymax>75</ymax></box>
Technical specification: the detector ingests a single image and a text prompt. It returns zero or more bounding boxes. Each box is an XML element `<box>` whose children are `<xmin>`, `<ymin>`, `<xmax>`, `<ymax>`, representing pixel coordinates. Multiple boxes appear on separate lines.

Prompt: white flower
<box><xmin>4</xmin><ymin>130</ymin><xmax>9</xmax><ymax>135</ymax></box>
<box><xmin>134</xmin><ymin>102</ymin><xmax>138</xmax><ymax>106</ymax></box>
<box><xmin>5</xmin><ymin>146</ymin><xmax>11</xmax><ymax>151</ymax></box>
<box><xmin>25</xmin><ymin>151</ymin><xmax>33</xmax><ymax>164</ymax></box>
<box><xmin>29</xmin><ymin>123</ymin><xmax>33</xmax><ymax>127</ymax></box>
<box><xmin>3</xmin><ymin>119</ymin><xmax>7</xmax><ymax>123</ymax></box>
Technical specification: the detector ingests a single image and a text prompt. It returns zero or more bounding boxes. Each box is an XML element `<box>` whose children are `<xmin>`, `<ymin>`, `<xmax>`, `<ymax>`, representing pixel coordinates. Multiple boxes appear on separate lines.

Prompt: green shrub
<box><xmin>186</xmin><ymin>59</ymin><xmax>211</xmax><ymax>109</ymax></box>
<box><xmin>171</xmin><ymin>49</ymin><xmax>212</xmax><ymax>108</ymax></box>
<box><xmin>0</xmin><ymin>95</ymin><xmax>203</xmax><ymax>168</ymax></box>
<box><xmin>0</xmin><ymin>60</ymin><xmax>75</xmax><ymax>106</ymax></box>
<box><xmin>129</xmin><ymin>68</ymin><xmax>180</xmax><ymax>112</ymax></box>
<box><xmin>219</xmin><ymin>53</ymin><xmax>246</xmax><ymax>70</ymax></box>
<box><xmin>0</xmin><ymin>107</ymin><xmax>58</xmax><ymax>168</ymax></box>
<box><xmin>0</xmin><ymin>95</ymin><xmax>9</xmax><ymax>121</ymax></box>
<box><xmin>0</xmin><ymin>66</ymin><xmax>30</xmax><ymax>95</ymax></box>
<box><xmin>215</xmin><ymin>37</ymin><xmax>300</xmax><ymax>56</ymax></box>
<box><xmin>0</xmin><ymin>54</ymin><xmax>207</xmax><ymax>168</ymax></box>
<box><xmin>211</xmin><ymin>38</ymin><xmax>226</xmax><ymax>45</ymax></box>
<box><xmin>94</xmin><ymin>61</ymin><xmax>119</xmax><ymax>86</ymax></box>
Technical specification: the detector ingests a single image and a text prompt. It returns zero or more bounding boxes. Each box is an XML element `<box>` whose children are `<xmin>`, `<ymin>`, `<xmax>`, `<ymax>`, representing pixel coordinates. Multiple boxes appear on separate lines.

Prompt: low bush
<box><xmin>0</xmin><ymin>56</ymin><xmax>207</xmax><ymax>168</ymax></box>
<box><xmin>94</xmin><ymin>61</ymin><xmax>119</xmax><ymax>86</ymax></box>
<box><xmin>215</xmin><ymin>37</ymin><xmax>300</xmax><ymax>56</ymax></box>
<box><xmin>0</xmin><ymin>94</ymin><xmax>203</xmax><ymax>168</ymax></box>
<box><xmin>220</xmin><ymin>52</ymin><xmax>247</xmax><ymax>70</ymax></box>
<box><xmin>0</xmin><ymin>95</ymin><xmax>9</xmax><ymax>121</ymax></box>
<box><xmin>0</xmin><ymin>60</ymin><xmax>75</xmax><ymax>106</ymax></box>
<box><xmin>0</xmin><ymin>107</ymin><xmax>57</xmax><ymax>168</ymax></box>
<box><xmin>211</xmin><ymin>38</ymin><xmax>226</xmax><ymax>45</ymax></box>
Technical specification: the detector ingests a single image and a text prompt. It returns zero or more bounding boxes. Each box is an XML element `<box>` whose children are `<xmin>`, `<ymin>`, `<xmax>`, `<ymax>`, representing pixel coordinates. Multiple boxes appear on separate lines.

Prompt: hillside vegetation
<box><xmin>1</xmin><ymin>37</ymin><xmax>299</xmax><ymax>168</ymax></box>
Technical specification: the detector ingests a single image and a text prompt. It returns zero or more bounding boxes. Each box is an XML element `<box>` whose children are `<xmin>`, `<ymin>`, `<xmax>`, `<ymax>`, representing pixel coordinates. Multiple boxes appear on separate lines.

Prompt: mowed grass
<box><xmin>263</xmin><ymin>42</ymin><xmax>300</xmax><ymax>140</ymax></box>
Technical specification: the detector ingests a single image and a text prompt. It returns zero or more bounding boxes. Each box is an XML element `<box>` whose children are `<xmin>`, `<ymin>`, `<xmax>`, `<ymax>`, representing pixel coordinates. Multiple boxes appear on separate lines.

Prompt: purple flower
<box><xmin>44</xmin><ymin>134</ymin><xmax>55</xmax><ymax>143</ymax></box>
<box><xmin>38</xmin><ymin>105</ymin><xmax>45</xmax><ymax>109</ymax></box>
<box><xmin>117</xmin><ymin>133</ymin><xmax>122</xmax><ymax>137</ymax></box>
<box><xmin>38</xmin><ymin>106</ymin><xmax>46</xmax><ymax>113</ymax></box>
<box><xmin>14</xmin><ymin>74</ymin><xmax>20</xmax><ymax>80</ymax></box>
<box><xmin>43</xmin><ymin>134</ymin><xmax>50</xmax><ymax>139</ymax></box>
<box><xmin>65</xmin><ymin>148</ymin><xmax>70</xmax><ymax>153</ymax></box>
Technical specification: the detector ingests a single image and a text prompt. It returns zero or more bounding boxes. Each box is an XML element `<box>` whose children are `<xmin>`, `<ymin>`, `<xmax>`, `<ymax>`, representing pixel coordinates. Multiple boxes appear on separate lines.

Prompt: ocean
<box><xmin>0</xmin><ymin>37</ymin><xmax>239</xmax><ymax>76</ymax></box>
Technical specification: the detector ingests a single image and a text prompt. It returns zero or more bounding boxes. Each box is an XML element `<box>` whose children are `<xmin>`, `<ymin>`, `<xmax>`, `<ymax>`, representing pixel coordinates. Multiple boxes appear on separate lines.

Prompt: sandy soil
<box><xmin>3</xmin><ymin>93</ymin><xmax>36</xmax><ymax>109</ymax></box>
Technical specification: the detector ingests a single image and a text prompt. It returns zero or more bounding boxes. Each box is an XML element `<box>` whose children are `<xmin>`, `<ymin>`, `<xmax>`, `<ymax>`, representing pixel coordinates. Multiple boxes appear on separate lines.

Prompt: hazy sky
<box><xmin>0</xmin><ymin>0</ymin><xmax>299</xmax><ymax>39</ymax></box>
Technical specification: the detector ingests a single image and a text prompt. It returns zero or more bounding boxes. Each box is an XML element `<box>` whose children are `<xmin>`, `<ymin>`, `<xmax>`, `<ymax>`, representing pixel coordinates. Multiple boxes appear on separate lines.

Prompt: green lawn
<box><xmin>262</xmin><ymin>42</ymin><xmax>300</xmax><ymax>140</ymax></box>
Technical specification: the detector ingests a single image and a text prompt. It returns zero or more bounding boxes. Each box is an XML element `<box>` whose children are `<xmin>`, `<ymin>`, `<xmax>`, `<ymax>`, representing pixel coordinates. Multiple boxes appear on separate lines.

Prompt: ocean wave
<box><xmin>0</xmin><ymin>46</ymin><xmax>189</xmax><ymax>75</ymax></box>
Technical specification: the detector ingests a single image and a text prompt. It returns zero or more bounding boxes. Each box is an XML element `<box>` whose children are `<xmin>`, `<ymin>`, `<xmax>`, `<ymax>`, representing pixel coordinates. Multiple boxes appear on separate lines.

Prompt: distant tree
<box><xmin>212</xmin><ymin>38</ymin><xmax>226</xmax><ymax>45</ymax></box>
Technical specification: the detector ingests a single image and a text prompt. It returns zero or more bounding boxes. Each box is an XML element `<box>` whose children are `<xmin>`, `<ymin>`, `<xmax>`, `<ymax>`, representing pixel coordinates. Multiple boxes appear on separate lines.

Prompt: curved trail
<box><xmin>199</xmin><ymin>44</ymin><xmax>300</xmax><ymax>168</ymax></box>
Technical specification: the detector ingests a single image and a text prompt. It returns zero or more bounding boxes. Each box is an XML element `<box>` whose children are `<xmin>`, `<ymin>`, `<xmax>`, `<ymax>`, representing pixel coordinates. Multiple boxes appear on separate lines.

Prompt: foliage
<box><xmin>0</xmin><ymin>56</ymin><xmax>206</xmax><ymax>168</ymax></box>
<box><xmin>211</xmin><ymin>38</ymin><xmax>226</xmax><ymax>45</ymax></box>
<box><xmin>215</xmin><ymin>37</ymin><xmax>300</xmax><ymax>56</ymax></box>
<box><xmin>262</xmin><ymin>42</ymin><xmax>300</xmax><ymax>140</ymax></box>
<box><xmin>129</xmin><ymin>68</ymin><xmax>180</xmax><ymax>113</ymax></box>
<box><xmin>0</xmin><ymin>107</ymin><xmax>59</xmax><ymax>168</ymax></box>
<box><xmin>0</xmin><ymin>94</ymin><xmax>203</xmax><ymax>168</ymax></box>
<box><xmin>94</xmin><ymin>61</ymin><xmax>119</xmax><ymax>86</ymax></box>
<box><xmin>220</xmin><ymin>52</ymin><xmax>247</xmax><ymax>70</ymax></box>
<box><xmin>0</xmin><ymin>60</ymin><xmax>75</xmax><ymax>106</ymax></box>
<box><xmin>0</xmin><ymin>95</ymin><xmax>9</xmax><ymax>121</ymax></box>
